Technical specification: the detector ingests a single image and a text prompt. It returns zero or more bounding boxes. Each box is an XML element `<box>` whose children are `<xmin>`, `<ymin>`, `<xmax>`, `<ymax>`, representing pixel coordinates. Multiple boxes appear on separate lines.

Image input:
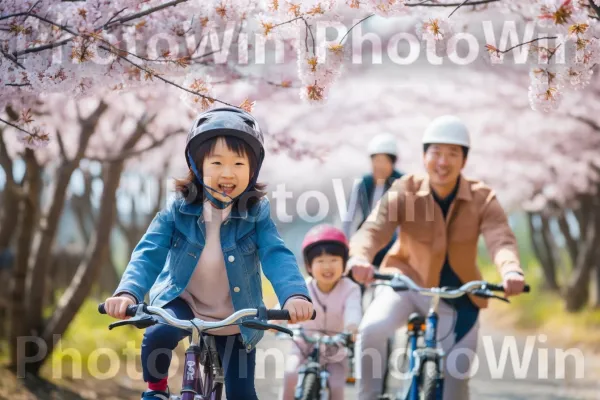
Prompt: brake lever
<box><xmin>241</xmin><ymin>320</ymin><xmax>294</xmax><ymax>336</ymax></box>
<box><xmin>109</xmin><ymin>316</ymin><xmax>158</xmax><ymax>330</ymax></box>
<box><xmin>472</xmin><ymin>289</ymin><xmax>510</xmax><ymax>303</ymax></box>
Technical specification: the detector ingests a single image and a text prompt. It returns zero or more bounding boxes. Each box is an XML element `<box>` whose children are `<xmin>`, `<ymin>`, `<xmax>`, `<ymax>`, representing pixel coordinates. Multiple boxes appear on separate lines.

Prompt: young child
<box><xmin>103</xmin><ymin>107</ymin><xmax>313</xmax><ymax>400</ymax></box>
<box><xmin>281</xmin><ymin>225</ymin><xmax>362</xmax><ymax>400</ymax></box>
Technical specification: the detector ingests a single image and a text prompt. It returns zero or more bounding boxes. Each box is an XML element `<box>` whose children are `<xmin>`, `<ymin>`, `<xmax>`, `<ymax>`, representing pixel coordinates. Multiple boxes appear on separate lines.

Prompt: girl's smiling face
<box><xmin>309</xmin><ymin>252</ymin><xmax>345</xmax><ymax>288</ymax></box>
<box><xmin>202</xmin><ymin>137</ymin><xmax>251</xmax><ymax>202</ymax></box>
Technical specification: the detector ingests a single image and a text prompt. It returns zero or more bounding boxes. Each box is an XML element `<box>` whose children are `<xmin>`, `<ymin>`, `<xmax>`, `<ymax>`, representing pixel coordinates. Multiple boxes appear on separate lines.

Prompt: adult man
<box><xmin>347</xmin><ymin>115</ymin><xmax>526</xmax><ymax>399</ymax></box>
<box><xmin>342</xmin><ymin>133</ymin><xmax>403</xmax><ymax>268</ymax></box>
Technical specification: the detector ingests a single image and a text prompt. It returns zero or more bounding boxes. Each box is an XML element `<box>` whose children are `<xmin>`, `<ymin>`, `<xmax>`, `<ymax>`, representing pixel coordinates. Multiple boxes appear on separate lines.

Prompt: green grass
<box><xmin>479</xmin><ymin>259</ymin><xmax>600</xmax><ymax>348</ymax></box>
<box><xmin>40</xmin><ymin>297</ymin><xmax>143</xmax><ymax>379</ymax></box>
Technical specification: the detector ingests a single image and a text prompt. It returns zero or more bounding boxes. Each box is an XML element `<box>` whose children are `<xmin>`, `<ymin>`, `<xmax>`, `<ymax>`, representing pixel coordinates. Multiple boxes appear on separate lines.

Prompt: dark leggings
<box><xmin>141</xmin><ymin>297</ymin><xmax>258</xmax><ymax>399</ymax></box>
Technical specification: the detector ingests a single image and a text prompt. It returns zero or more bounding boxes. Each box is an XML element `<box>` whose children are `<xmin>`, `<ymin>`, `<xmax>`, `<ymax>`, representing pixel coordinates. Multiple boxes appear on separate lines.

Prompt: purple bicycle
<box><xmin>99</xmin><ymin>302</ymin><xmax>314</xmax><ymax>400</ymax></box>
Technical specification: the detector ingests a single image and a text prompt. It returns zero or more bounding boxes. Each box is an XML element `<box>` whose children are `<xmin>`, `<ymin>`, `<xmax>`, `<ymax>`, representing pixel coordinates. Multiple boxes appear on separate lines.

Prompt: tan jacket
<box><xmin>348</xmin><ymin>173</ymin><xmax>523</xmax><ymax>309</ymax></box>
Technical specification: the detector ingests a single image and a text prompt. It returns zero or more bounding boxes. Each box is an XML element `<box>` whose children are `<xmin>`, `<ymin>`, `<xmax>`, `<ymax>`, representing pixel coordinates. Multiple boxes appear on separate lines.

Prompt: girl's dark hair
<box><xmin>305</xmin><ymin>242</ymin><xmax>349</xmax><ymax>268</ymax></box>
<box><xmin>370</xmin><ymin>154</ymin><xmax>397</xmax><ymax>165</ymax></box>
<box><xmin>175</xmin><ymin>135</ymin><xmax>266</xmax><ymax>210</ymax></box>
<box><xmin>423</xmin><ymin>144</ymin><xmax>469</xmax><ymax>159</ymax></box>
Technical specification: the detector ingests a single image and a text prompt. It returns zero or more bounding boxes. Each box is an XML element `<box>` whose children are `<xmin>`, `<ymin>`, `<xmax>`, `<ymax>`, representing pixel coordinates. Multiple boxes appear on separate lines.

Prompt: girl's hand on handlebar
<box><xmin>284</xmin><ymin>298</ymin><xmax>314</xmax><ymax>324</ymax></box>
<box><xmin>103</xmin><ymin>295</ymin><xmax>135</xmax><ymax>320</ymax></box>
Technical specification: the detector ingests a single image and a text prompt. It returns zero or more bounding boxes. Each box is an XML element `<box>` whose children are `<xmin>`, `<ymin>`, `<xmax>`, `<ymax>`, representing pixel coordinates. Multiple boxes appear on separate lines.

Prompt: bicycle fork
<box><xmin>319</xmin><ymin>369</ymin><xmax>330</xmax><ymax>400</ymax></box>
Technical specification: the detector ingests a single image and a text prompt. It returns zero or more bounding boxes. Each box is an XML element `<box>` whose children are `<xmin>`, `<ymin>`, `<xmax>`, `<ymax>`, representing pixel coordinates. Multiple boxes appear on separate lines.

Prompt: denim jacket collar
<box><xmin>178</xmin><ymin>200</ymin><xmax>249</xmax><ymax>221</ymax></box>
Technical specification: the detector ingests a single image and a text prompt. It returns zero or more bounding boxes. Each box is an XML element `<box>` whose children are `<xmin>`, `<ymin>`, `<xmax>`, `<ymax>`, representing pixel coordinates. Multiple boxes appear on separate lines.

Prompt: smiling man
<box><xmin>346</xmin><ymin>115</ymin><xmax>527</xmax><ymax>400</ymax></box>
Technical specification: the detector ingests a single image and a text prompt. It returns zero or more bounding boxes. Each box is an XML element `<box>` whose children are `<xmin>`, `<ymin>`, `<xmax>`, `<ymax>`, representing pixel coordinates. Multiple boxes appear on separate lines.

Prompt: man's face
<box><xmin>371</xmin><ymin>154</ymin><xmax>394</xmax><ymax>181</ymax></box>
<box><xmin>423</xmin><ymin>144</ymin><xmax>466</xmax><ymax>188</ymax></box>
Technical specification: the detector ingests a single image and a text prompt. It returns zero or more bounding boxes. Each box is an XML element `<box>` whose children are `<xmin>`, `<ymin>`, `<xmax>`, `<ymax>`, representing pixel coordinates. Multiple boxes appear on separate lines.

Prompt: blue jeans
<box><xmin>141</xmin><ymin>297</ymin><xmax>258</xmax><ymax>399</ymax></box>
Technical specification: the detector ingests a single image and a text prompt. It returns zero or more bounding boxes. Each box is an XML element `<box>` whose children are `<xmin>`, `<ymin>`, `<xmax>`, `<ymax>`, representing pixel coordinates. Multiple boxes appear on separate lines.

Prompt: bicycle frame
<box><xmin>99</xmin><ymin>304</ymin><xmax>303</xmax><ymax>400</ymax></box>
<box><xmin>181</xmin><ymin>328</ymin><xmax>223</xmax><ymax>400</ymax></box>
<box><xmin>405</xmin><ymin>296</ymin><xmax>444</xmax><ymax>400</ymax></box>
<box><xmin>284</xmin><ymin>328</ymin><xmax>348</xmax><ymax>400</ymax></box>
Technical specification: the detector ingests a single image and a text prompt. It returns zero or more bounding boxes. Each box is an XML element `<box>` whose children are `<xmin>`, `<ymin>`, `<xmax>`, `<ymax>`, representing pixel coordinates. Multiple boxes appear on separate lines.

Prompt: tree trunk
<box><xmin>0</xmin><ymin>130</ymin><xmax>20</xmax><ymax>342</ymax></box>
<box><xmin>593</xmin><ymin>262</ymin><xmax>600</xmax><ymax>308</ymax></box>
<box><xmin>28</xmin><ymin>161</ymin><xmax>124</xmax><ymax>375</ymax></box>
<box><xmin>9</xmin><ymin>149</ymin><xmax>41</xmax><ymax>370</ymax></box>
<box><xmin>0</xmin><ymin>129</ymin><xmax>21</xmax><ymax>250</ymax></box>
<box><xmin>26</xmin><ymin>114</ymin><xmax>151</xmax><ymax>375</ymax></box>
<box><xmin>527</xmin><ymin>212</ymin><xmax>559</xmax><ymax>291</ymax></box>
<box><xmin>563</xmin><ymin>203</ymin><xmax>599</xmax><ymax>312</ymax></box>
<box><xmin>557</xmin><ymin>210</ymin><xmax>579</xmax><ymax>266</ymax></box>
<box><xmin>26</xmin><ymin>101</ymin><xmax>107</xmax><ymax>344</ymax></box>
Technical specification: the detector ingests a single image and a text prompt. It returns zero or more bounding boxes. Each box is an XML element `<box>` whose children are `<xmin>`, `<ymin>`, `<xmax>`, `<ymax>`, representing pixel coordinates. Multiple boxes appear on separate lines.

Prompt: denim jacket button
<box><xmin>233</xmin><ymin>286</ymin><xmax>240</xmax><ymax>293</ymax></box>
<box><xmin>228</xmin><ymin>255</ymin><xmax>235</xmax><ymax>262</ymax></box>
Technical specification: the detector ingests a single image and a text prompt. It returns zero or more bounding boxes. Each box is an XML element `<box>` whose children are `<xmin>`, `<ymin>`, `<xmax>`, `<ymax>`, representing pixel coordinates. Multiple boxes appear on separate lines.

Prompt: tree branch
<box><xmin>590</xmin><ymin>0</ymin><xmax>600</xmax><ymax>20</ymax></box>
<box><xmin>407</xmin><ymin>0</ymin><xmax>499</xmax><ymax>6</ymax></box>
<box><xmin>76</xmin><ymin>100</ymin><xmax>109</xmax><ymax>159</ymax></box>
<box><xmin>14</xmin><ymin>37</ymin><xmax>72</xmax><ymax>57</ymax></box>
<box><xmin>88</xmin><ymin>129</ymin><xmax>184</xmax><ymax>162</ymax></box>
<box><xmin>55</xmin><ymin>129</ymin><xmax>68</xmax><ymax>160</ymax></box>
<box><xmin>104</xmin><ymin>0</ymin><xmax>189</xmax><ymax>29</ymax></box>
<box><xmin>1</xmin><ymin>49</ymin><xmax>25</xmax><ymax>69</ymax></box>
<box><xmin>0</xmin><ymin>117</ymin><xmax>29</xmax><ymax>135</ymax></box>
<box><xmin>99</xmin><ymin>45</ymin><xmax>235</xmax><ymax>107</ymax></box>
<box><xmin>502</xmin><ymin>36</ymin><xmax>558</xmax><ymax>54</ymax></box>
<box><xmin>301</xmin><ymin>18</ymin><xmax>316</xmax><ymax>55</ymax></box>
<box><xmin>448</xmin><ymin>0</ymin><xmax>471</xmax><ymax>18</ymax></box>
<box><xmin>15</xmin><ymin>0</ymin><xmax>187</xmax><ymax>58</ymax></box>
<box><xmin>102</xmin><ymin>7</ymin><xmax>129</xmax><ymax>30</ymax></box>
<box><xmin>340</xmin><ymin>14</ymin><xmax>374</xmax><ymax>45</ymax></box>
<box><xmin>570</xmin><ymin>113</ymin><xmax>600</xmax><ymax>131</ymax></box>
<box><xmin>0</xmin><ymin>1</ymin><xmax>41</xmax><ymax>22</ymax></box>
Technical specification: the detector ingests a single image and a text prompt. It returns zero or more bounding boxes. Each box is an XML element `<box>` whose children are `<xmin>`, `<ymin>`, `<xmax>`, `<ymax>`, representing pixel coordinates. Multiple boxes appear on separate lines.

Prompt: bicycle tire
<box><xmin>199</xmin><ymin>336</ymin><xmax>224</xmax><ymax>400</ymax></box>
<box><xmin>299</xmin><ymin>371</ymin><xmax>320</xmax><ymax>400</ymax></box>
<box><xmin>420</xmin><ymin>360</ymin><xmax>438</xmax><ymax>400</ymax></box>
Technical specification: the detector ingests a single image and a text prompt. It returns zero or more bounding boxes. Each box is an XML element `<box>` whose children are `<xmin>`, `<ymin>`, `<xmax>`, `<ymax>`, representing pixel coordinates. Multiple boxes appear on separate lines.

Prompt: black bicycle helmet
<box><xmin>185</xmin><ymin>107</ymin><xmax>265</xmax><ymax>182</ymax></box>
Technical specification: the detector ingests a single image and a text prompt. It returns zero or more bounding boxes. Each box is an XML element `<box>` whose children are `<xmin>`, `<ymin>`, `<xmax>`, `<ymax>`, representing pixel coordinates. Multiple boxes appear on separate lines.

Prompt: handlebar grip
<box><xmin>266</xmin><ymin>309</ymin><xmax>317</xmax><ymax>321</ymax></box>
<box><xmin>98</xmin><ymin>303</ymin><xmax>139</xmax><ymax>317</ymax></box>
<box><xmin>372</xmin><ymin>272</ymin><xmax>394</xmax><ymax>281</ymax></box>
<box><xmin>486</xmin><ymin>283</ymin><xmax>531</xmax><ymax>293</ymax></box>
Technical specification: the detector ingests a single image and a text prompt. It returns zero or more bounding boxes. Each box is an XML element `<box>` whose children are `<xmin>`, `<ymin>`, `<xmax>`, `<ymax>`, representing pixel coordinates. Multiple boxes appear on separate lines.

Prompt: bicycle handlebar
<box><xmin>371</xmin><ymin>273</ymin><xmax>530</xmax><ymax>299</ymax></box>
<box><xmin>98</xmin><ymin>303</ymin><xmax>316</xmax><ymax>333</ymax></box>
<box><xmin>288</xmin><ymin>326</ymin><xmax>350</xmax><ymax>346</ymax></box>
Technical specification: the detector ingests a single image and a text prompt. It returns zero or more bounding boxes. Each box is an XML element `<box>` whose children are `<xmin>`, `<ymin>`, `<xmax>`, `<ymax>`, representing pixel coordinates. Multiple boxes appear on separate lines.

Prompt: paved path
<box><xmin>252</xmin><ymin>326</ymin><xmax>600</xmax><ymax>400</ymax></box>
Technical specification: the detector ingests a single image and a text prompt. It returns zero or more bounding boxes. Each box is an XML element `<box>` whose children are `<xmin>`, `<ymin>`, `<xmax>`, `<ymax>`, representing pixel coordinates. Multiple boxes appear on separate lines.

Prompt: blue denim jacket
<box><xmin>114</xmin><ymin>196</ymin><xmax>310</xmax><ymax>351</ymax></box>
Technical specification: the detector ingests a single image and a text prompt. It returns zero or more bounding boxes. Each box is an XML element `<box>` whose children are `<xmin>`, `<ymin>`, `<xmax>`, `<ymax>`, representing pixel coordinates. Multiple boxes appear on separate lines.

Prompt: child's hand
<box><xmin>103</xmin><ymin>295</ymin><xmax>136</xmax><ymax>320</ymax></box>
<box><xmin>283</xmin><ymin>298</ymin><xmax>314</xmax><ymax>324</ymax></box>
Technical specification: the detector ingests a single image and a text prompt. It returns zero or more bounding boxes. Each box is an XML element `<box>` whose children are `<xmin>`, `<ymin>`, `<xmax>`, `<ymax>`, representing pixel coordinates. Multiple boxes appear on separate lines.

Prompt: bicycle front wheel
<box><xmin>420</xmin><ymin>360</ymin><xmax>438</xmax><ymax>400</ymax></box>
<box><xmin>298</xmin><ymin>371</ymin><xmax>320</xmax><ymax>400</ymax></box>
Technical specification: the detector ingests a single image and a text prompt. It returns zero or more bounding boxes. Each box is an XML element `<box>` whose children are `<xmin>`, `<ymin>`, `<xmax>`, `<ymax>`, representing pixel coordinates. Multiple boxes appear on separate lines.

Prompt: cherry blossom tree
<box><xmin>2</xmin><ymin>0</ymin><xmax>600</xmax><ymax>148</ymax></box>
<box><xmin>0</xmin><ymin>87</ymin><xmax>192</xmax><ymax>374</ymax></box>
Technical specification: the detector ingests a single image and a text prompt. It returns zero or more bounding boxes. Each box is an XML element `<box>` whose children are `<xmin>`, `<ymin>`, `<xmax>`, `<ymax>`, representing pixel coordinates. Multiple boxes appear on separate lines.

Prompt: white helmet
<box><xmin>422</xmin><ymin>115</ymin><xmax>470</xmax><ymax>148</ymax></box>
<box><xmin>368</xmin><ymin>133</ymin><xmax>398</xmax><ymax>156</ymax></box>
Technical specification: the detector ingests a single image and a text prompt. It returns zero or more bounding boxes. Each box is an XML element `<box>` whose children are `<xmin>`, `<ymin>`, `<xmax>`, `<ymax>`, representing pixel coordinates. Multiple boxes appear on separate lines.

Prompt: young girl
<box><xmin>281</xmin><ymin>225</ymin><xmax>362</xmax><ymax>400</ymax></box>
<box><xmin>103</xmin><ymin>107</ymin><xmax>313</xmax><ymax>400</ymax></box>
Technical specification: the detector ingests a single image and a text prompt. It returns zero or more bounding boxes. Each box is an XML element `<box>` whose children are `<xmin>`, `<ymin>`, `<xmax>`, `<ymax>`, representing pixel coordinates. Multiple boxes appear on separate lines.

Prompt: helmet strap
<box><xmin>203</xmin><ymin>184</ymin><xmax>235</xmax><ymax>210</ymax></box>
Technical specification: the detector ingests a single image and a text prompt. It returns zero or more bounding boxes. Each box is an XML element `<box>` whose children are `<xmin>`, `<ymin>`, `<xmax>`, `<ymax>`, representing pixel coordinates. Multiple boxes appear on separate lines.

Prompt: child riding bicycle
<box><xmin>102</xmin><ymin>107</ymin><xmax>314</xmax><ymax>400</ymax></box>
<box><xmin>347</xmin><ymin>115</ymin><xmax>527</xmax><ymax>400</ymax></box>
<box><xmin>279</xmin><ymin>225</ymin><xmax>362</xmax><ymax>400</ymax></box>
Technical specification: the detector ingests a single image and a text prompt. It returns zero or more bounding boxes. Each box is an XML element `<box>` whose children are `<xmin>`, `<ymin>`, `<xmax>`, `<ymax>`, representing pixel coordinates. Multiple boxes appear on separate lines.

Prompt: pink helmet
<box><xmin>301</xmin><ymin>225</ymin><xmax>349</xmax><ymax>268</ymax></box>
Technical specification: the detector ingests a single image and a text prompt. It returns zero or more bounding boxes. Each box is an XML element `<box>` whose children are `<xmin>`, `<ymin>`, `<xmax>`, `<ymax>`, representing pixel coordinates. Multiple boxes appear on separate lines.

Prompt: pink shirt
<box><xmin>289</xmin><ymin>277</ymin><xmax>362</xmax><ymax>363</ymax></box>
<box><xmin>179</xmin><ymin>203</ymin><xmax>239</xmax><ymax>335</ymax></box>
